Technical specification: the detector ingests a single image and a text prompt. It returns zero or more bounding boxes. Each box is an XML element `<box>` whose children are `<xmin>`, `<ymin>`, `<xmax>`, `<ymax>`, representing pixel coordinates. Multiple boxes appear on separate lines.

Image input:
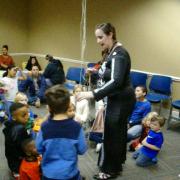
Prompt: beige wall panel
<box><xmin>0</xmin><ymin>0</ymin><xmax>28</xmax><ymax>54</ymax></box>
<box><xmin>0</xmin><ymin>0</ymin><xmax>180</xmax><ymax>99</ymax></box>
<box><xmin>28</xmin><ymin>0</ymin><xmax>82</xmax><ymax>59</ymax></box>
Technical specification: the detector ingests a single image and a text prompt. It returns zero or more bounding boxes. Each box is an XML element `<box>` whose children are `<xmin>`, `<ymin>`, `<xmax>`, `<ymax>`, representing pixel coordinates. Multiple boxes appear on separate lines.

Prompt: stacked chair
<box><xmin>130</xmin><ymin>71</ymin><xmax>148</xmax><ymax>88</ymax></box>
<box><xmin>167</xmin><ymin>100</ymin><xmax>180</xmax><ymax>129</ymax></box>
<box><xmin>65</xmin><ymin>67</ymin><xmax>85</xmax><ymax>92</ymax></box>
<box><xmin>146</xmin><ymin>75</ymin><xmax>172</xmax><ymax>113</ymax></box>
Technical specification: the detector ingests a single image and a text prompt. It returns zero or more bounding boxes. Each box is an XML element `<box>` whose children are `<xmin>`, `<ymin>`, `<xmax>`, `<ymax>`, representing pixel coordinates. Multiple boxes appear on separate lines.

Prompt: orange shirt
<box><xmin>19</xmin><ymin>157</ymin><xmax>41</xmax><ymax>180</ymax></box>
<box><xmin>0</xmin><ymin>55</ymin><xmax>14</xmax><ymax>67</ymax></box>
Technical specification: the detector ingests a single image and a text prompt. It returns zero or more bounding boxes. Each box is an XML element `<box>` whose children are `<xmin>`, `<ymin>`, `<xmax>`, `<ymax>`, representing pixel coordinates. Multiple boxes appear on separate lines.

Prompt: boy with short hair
<box><xmin>133</xmin><ymin>115</ymin><xmax>165</xmax><ymax>167</ymax></box>
<box><xmin>3</xmin><ymin>103</ymin><xmax>31</xmax><ymax>178</ymax></box>
<box><xmin>36</xmin><ymin>85</ymin><xmax>87</xmax><ymax>180</ymax></box>
<box><xmin>127</xmin><ymin>86</ymin><xmax>151</xmax><ymax>142</ymax></box>
<box><xmin>14</xmin><ymin>92</ymin><xmax>35</xmax><ymax>131</ymax></box>
<box><xmin>20</xmin><ymin>138</ymin><xmax>41</xmax><ymax>180</ymax></box>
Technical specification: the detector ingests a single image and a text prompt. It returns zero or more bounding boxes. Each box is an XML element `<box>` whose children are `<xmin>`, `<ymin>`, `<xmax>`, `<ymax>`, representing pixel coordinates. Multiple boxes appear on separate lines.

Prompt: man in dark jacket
<box><xmin>43</xmin><ymin>54</ymin><xmax>65</xmax><ymax>86</ymax></box>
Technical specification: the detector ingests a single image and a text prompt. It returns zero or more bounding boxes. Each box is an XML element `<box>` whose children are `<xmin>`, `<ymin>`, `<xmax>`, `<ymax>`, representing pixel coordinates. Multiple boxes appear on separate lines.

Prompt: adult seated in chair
<box><xmin>0</xmin><ymin>45</ymin><xmax>14</xmax><ymax>70</ymax></box>
<box><xmin>43</xmin><ymin>54</ymin><xmax>65</xmax><ymax>87</ymax></box>
<box><xmin>127</xmin><ymin>86</ymin><xmax>151</xmax><ymax>142</ymax></box>
<box><xmin>19</xmin><ymin>65</ymin><xmax>47</xmax><ymax>108</ymax></box>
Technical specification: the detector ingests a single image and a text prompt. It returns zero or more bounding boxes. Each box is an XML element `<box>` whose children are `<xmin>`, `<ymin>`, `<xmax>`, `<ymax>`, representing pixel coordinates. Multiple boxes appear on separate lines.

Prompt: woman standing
<box><xmin>77</xmin><ymin>23</ymin><xmax>135</xmax><ymax>179</ymax></box>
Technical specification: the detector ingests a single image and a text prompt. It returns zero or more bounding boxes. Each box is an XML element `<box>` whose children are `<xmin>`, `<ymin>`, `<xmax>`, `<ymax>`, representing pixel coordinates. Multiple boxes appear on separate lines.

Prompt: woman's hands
<box><xmin>76</xmin><ymin>91</ymin><xmax>94</xmax><ymax>101</ymax></box>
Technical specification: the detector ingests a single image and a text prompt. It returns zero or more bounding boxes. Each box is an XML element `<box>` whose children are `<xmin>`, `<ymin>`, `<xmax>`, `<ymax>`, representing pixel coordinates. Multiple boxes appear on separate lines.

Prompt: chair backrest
<box><xmin>87</xmin><ymin>63</ymin><xmax>96</xmax><ymax>68</ymax></box>
<box><xmin>149</xmin><ymin>75</ymin><xmax>172</xmax><ymax>95</ymax></box>
<box><xmin>66</xmin><ymin>67</ymin><xmax>85</xmax><ymax>84</ymax></box>
<box><xmin>22</xmin><ymin>61</ymin><xmax>27</xmax><ymax>70</ymax></box>
<box><xmin>130</xmin><ymin>71</ymin><xmax>148</xmax><ymax>88</ymax></box>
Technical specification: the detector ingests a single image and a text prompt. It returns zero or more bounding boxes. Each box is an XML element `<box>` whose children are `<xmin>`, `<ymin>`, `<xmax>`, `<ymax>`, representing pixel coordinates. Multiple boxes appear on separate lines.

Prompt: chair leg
<box><xmin>159</xmin><ymin>101</ymin><xmax>162</xmax><ymax>114</ymax></box>
<box><xmin>167</xmin><ymin>106</ymin><xmax>173</xmax><ymax>130</ymax></box>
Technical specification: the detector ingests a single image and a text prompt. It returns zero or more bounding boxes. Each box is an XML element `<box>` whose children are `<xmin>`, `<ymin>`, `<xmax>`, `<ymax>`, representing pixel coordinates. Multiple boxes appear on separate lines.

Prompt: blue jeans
<box><xmin>5</xmin><ymin>101</ymin><xmax>13</xmax><ymax>121</ymax></box>
<box><xmin>42</xmin><ymin>171</ymin><xmax>81</xmax><ymax>180</ymax></box>
<box><xmin>89</xmin><ymin>132</ymin><xmax>103</xmax><ymax>143</ymax></box>
<box><xmin>133</xmin><ymin>148</ymin><xmax>157</xmax><ymax>167</ymax></box>
<box><xmin>127</xmin><ymin>124</ymin><xmax>142</xmax><ymax>142</ymax></box>
<box><xmin>45</xmin><ymin>79</ymin><xmax>53</xmax><ymax>87</ymax></box>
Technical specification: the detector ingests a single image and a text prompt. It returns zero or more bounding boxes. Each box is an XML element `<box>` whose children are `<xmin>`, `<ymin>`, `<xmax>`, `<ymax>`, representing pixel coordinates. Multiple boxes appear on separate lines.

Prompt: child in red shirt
<box><xmin>19</xmin><ymin>138</ymin><xmax>41</xmax><ymax>180</ymax></box>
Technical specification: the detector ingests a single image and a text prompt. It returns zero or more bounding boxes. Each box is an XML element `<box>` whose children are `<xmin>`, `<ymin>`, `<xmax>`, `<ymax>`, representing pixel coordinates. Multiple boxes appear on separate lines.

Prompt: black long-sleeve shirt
<box><xmin>3</xmin><ymin>121</ymin><xmax>31</xmax><ymax>173</ymax></box>
<box><xmin>43</xmin><ymin>59</ymin><xmax>65</xmax><ymax>85</ymax></box>
<box><xmin>93</xmin><ymin>45</ymin><xmax>132</xmax><ymax>101</ymax></box>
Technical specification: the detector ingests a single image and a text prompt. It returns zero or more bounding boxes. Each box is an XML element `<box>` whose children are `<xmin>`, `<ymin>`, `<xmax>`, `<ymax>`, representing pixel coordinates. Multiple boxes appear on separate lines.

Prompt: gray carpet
<box><xmin>0</xmin><ymin>105</ymin><xmax>180</xmax><ymax>180</ymax></box>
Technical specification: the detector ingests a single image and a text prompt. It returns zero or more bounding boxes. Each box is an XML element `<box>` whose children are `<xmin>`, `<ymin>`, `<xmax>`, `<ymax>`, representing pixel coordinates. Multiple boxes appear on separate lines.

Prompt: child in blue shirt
<box><xmin>133</xmin><ymin>115</ymin><xmax>165</xmax><ymax>167</ymax></box>
<box><xmin>36</xmin><ymin>85</ymin><xmax>87</xmax><ymax>180</ymax></box>
<box><xmin>127</xmin><ymin>86</ymin><xmax>151</xmax><ymax>142</ymax></box>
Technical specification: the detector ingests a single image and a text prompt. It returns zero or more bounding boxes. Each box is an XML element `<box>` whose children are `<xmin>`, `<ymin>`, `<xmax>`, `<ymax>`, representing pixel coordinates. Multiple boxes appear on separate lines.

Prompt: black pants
<box><xmin>98</xmin><ymin>93</ymin><xmax>135</xmax><ymax>174</ymax></box>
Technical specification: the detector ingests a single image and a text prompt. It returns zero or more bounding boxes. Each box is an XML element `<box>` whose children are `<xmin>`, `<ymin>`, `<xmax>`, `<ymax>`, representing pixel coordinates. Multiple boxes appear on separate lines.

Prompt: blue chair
<box><xmin>66</xmin><ymin>67</ymin><xmax>85</xmax><ymax>83</ymax></box>
<box><xmin>65</xmin><ymin>67</ymin><xmax>86</xmax><ymax>91</ymax></box>
<box><xmin>130</xmin><ymin>71</ymin><xmax>148</xmax><ymax>88</ymax></box>
<box><xmin>146</xmin><ymin>75</ymin><xmax>172</xmax><ymax>113</ymax></box>
<box><xmin>167</xmin><ymin>100</ymin><xmax>180</xmax><ymax>129</ymax></box>
<box><xmin>87</xmin><ymin>63</ymin><xmax>96</xmax><ymax>68</ymax></box>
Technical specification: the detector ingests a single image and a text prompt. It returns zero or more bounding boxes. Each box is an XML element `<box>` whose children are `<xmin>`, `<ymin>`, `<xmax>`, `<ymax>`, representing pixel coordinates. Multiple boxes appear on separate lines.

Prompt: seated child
<box><xmin>133</xmin><ymin>115</ymin><xmax>165</xmax><ymax>167</ymax></box>
<box><xmin>67</xmin><ymin>102</ymin><xmax>75</xmax><ymax>118</ymax></box>
<box><xmin>71</xmin><ymin>84</ymin><xmax>89</xmax><ymax>125</ymax></box>
<box><xmin>36</xmin><ymin>85</ymin><xmax>87</xmax><ymax>180</ymax></box>
<box><xmin>3</xmin><ymin>103</ymin><xmax>31</xmax><ymax>178</ymax></box>
<box><xmin>127</xmin><ymin>86</ymin><xmax>151</xmax><ymax>142</ymax></box>
<box><xmin>0</xmin><ymin>65</ymin><xmax>26</xmax><ymax>117</ymax></box>
<box><xmin>129</xmin><ymin>112</ymin><xmax>158</xmax><ymax>152</ymax></box>
<box><xmin>19</xmin><ymin>138</ymin><xmax>41</xmax><ymax>180</ymax></box>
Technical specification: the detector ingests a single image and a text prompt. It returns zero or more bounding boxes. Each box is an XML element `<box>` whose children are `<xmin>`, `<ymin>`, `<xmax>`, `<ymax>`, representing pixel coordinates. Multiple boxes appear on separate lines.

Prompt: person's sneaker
<box><xmin>35</xmin><ymin>99</ymin><xmax>41</xmax><ymax>108</ymax></box>
<box><xmin>11</xmin><ymin>172</ymin><xmax>20</xmax><ymax>180</ymax></box>
<box><xmin>96</xmin><ymin>143</ymin><xmax>102</xmax><ymax>153</ymax></box>
<box><xmin>128</xmin><ymin>144</ymin><xmax>135</xmax><ymax>152</ymax></box>
<box><xmin>81</xmin><ymin>176</ymin><xmax>86</xmax><ymax>180</ymax></box>
<box><xmin>152</xmin><ymin>157</ymin><xmax>158</xmax><ymax>164</ymax></box>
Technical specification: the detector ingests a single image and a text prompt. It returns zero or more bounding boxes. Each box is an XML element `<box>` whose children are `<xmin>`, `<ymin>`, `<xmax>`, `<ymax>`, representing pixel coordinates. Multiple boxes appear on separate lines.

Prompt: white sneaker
<box><xmin>96</xmin><ymin>143</ymin><xmax>102</xmax><ymax>153</ymax></box>
<box><xmin>35</xmin><ymin>99</ymin><xmax>41</xmax><ymax>108</ymax></box>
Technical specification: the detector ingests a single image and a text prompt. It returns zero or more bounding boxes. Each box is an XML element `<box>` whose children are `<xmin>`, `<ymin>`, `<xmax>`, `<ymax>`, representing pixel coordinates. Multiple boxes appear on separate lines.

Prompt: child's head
<box><xmin>150</xmin><ymin>115</ymin><xmax>165</xmax><ymax>132</ymax></box>
<box><xmin>142</xmin><ymin>112</ymin><xmax>158</xmax><ymax>127</ymax></box>
<box><xmin>21</xmin><ymin>138</ymin><xmax>38</xmax><ymax>160</ymax></box>
<box><xmin>135</xmin><ymin>86</ymin><xmax>147</xmax><ymax>100</ymax></box>
<box><xmin>3</xmin><ymin>65</ymin><xmax>18</xmax><ymax>78</ymax></box>
<box><xmin>73</xmin><ymin>84</ymin><xmax>84</xmax><ymax>96</ymax></box>
<box><xmin>45</xmin><ymin>85</ymin><xmax>70</xmax><ymax>116</ymax></box>
<box><xmin>67</xmin><ymin>102</ymin><xmax>75</xmax><ymax>118</ymax></box>
<box><xmin>10</xmin><ymin>103</ymin><xmax>29</xmax><ymax>125</ymax></box>
<box><xmin>14</xmin><ymin>92</ymin><xmax>28</xmax><ymax>105</ymax></box>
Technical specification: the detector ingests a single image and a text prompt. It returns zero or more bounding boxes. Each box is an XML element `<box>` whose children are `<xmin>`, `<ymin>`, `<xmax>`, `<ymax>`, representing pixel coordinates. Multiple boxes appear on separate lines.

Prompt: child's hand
<box><xmin>0</xmin><ymin>87</ymin><xmax>8</xmax><ymax>93</ymax></box>
<box><xmin>142</xmin><ymin>137</ymin><xmax>147</xmax><ymax>146</ymax></box>
<box><xmin>135</xmin><ymin>144</ymin><xmax>142</xmax><ymax>150</ymax></box>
